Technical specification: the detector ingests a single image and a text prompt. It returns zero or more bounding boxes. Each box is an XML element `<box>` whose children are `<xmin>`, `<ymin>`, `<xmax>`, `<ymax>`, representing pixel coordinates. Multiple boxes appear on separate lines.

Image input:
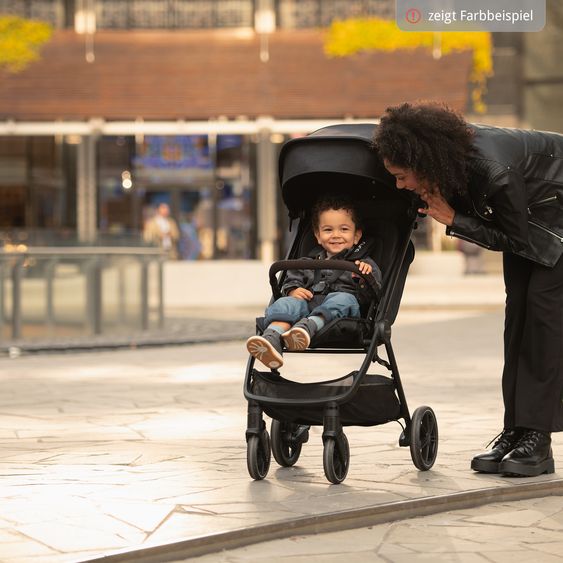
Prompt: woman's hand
<box><xmin>288</xmin><ymin>287</ymin><xmax>313</xmax><ymax>300</ymax></box>
<box><xmin>419</xmin><ymin>189</ymin><xmax>456</xmax><ymax>226</ymax></box>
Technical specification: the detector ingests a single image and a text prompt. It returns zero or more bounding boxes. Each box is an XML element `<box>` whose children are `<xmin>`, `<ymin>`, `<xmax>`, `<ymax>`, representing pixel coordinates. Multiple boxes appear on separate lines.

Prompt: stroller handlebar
<box><xmin>268</xmin><ymin>259</ymin><xmax>381</xmax><ymax>300</ymax></box>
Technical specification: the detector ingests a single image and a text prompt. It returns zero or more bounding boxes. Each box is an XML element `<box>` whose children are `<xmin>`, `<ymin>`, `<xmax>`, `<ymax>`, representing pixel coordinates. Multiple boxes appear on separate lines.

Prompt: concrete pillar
<box><xmin>523</xmin><ymin>1</ymin><xmax>563</xmax><ymax>130</ymax></box>
<box><xmin>75</xmin><ymin>0</ymin><xmax>96</xmax><ymax>62</ymax></box>
<box><xmin>74</xmin><ymin>0</ymin><xmax>96</xmax><ymax>33</ymax></box>
<box><xmin>430</xmin><ymin>220</ymin><xmax>443</xmax><ymax>252</ymax></box>
<box><xmin>256</xmin><ymin>124</ymin><xmax>277</xmax><ymax>263</ymax></box>
<box><xmin>76</xmin><ymin>135</ymin><xmax>97</xmax><ymax>243</ymax></box>
<box><xmin>255</xmin><ymin>0</ymin><xmax>276</xmax><ymax>62</ymax></box>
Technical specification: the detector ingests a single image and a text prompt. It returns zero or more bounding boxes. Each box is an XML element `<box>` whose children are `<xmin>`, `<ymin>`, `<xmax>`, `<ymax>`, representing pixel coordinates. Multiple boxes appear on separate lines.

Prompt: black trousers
<box><xmin>502</xmin><ymin>252</ymin><xmax>563</xmax><ymax>433</ymax></box>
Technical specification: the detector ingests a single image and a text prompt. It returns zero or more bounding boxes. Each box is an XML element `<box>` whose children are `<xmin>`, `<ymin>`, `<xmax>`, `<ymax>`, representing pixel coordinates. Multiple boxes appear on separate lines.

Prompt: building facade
<box><xmin>1</xmin><ymin>0</ymin><xmax>483</xmax><ymax>260</ymax></box>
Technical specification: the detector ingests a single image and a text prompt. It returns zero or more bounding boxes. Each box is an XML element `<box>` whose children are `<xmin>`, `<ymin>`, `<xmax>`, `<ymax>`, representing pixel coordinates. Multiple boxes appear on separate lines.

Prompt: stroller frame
<box><xmin>243</xmin><ymin>124</ymin><xmax>438</xmax><ymax>484</ymax></box>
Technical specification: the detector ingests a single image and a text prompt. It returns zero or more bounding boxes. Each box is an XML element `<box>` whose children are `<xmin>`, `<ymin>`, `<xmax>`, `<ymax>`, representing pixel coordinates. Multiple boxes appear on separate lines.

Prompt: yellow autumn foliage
<box><xmin>325</xmin><ymin>18</ymin><xmax>493</xmax><ymax>113</ymax></box>
<box><xmin>0</xmin><ymin>15</ymin><xmax>52</xmax><ymax>72</ymax></box>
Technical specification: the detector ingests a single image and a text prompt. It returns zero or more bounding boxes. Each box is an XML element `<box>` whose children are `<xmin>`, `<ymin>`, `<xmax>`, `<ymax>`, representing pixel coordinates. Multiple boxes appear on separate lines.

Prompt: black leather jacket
<box><xmin>446</xmin><ymin>124</ymin><xmax>563</xmax><ymax>267</ymax></box>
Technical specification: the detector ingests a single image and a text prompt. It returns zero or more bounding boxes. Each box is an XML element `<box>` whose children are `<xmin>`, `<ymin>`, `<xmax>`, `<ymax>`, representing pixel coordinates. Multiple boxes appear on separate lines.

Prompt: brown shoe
<box><xmin>246</xmin><ymin>332</ymin><xmax>283</xmax><ymax>369</ymax></box>
<box><xmin>282</xmin><ymin>318</ymin><xmax>318</xmax><ymax>351</ymax></box>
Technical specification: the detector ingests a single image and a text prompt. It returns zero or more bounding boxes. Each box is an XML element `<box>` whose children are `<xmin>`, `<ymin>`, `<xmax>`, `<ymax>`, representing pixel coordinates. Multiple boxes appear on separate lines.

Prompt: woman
<box><xmin>374</xmin><ymin>101</ymin><xmax>563</xmax><ymax>477</ymax></box>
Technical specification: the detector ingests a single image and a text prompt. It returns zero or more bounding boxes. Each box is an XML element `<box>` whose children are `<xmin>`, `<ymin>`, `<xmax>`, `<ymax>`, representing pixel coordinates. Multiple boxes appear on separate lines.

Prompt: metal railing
<box><xmin>0</xmin><ymin>247</ymin><xmax>164</xmax><ymax>341</ymax></box>
<box><xmin>95</xmin><ymin>0</ymin><xmax>254</xmax><ymax>29</ymax></box>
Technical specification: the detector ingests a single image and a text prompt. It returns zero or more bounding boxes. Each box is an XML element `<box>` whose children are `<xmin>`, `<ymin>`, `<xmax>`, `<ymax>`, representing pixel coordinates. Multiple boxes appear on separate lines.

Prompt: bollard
<box><xmin>85</xmin><ymin>257</ymin><xmax>102</xmax><ymax>335</ymax></box>
<box><xmin>45</xmin><ymin>258</ymin><xmax>57</xmax><ymax>331</ymax></box>
<box><xmin>158</xmin><ymin>258</ymin><xmax>164</xmax><ymax>329</ymax></box>
<box><xmin>0</xmin><ymin>261</ymin><xmax>4</xmax><ymax>335</ymax></box>
<box><xmin>11</xmin><ymin>257</ymin><xmax>23</xmax><ymax>340</ymax></box>
<box><xmin>140</xmin><ymin>258</ymin><xmax>149</xmax><ymax>331</ymax></box>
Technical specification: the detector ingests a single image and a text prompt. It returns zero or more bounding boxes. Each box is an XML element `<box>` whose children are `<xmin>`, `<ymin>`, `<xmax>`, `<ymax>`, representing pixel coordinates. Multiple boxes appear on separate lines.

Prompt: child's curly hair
<box><xmin>311</xmin><ymin>196</ymin><xmax>362</xmax><ymax>232</ymax></box>
<box><xmin>373</xmin><ymin>101</ymin><xmax>475</xmax><ymax>201</ymax></box>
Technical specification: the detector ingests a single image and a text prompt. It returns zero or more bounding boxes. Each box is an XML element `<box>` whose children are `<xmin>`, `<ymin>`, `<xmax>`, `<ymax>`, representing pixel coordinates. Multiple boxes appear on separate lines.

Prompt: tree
<box><xmin>0</xmin><ymin>15</ymin><xmax>52</xmax><ymax>73</ymax></box>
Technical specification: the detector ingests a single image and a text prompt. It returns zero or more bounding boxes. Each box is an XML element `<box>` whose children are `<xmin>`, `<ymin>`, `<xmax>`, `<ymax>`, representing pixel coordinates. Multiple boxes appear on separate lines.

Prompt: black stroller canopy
<box><xmin>279</xmin><ymin>124</ymin><xmax>410</xmax><ymax>219</ymax></box>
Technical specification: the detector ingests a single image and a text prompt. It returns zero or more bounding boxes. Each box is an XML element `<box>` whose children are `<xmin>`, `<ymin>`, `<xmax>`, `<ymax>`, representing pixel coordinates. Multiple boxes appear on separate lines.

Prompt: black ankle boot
<box><xmin>471</xmin><ymin>428</ymin><xmax>525</xmax><ymax>473</ymax></box>
<box><xmin>499</xmin><ymin>429</ymin><xmax>555</xmax><ymax>477</ymax></box>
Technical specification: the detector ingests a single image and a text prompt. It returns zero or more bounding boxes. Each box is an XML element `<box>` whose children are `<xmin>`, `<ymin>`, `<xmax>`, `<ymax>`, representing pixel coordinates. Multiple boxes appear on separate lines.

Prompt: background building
<box><xmin>2</xmin><ymin>0</ymin><xmax>561</xmax><ymax>264</ymax></box>
<box><xmin>0</xmin><ymin>0</ymin><xmax>481</xmax><ymax>261</ymax></box>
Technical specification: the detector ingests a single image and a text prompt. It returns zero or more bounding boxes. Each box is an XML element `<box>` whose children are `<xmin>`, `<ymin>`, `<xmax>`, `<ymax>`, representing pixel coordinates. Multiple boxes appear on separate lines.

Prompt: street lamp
<box><xmin>255</xmin><ymin>0</ymin><xmax>276</xmax><ymax>62</ymax></box>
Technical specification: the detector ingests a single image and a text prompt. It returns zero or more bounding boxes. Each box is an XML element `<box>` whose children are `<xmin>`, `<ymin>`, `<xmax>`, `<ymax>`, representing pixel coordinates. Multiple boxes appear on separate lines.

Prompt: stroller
<box><xmin>243</xmin><ymin>124</ymin><xmax>438</xmax><ymax>484</ymax></box>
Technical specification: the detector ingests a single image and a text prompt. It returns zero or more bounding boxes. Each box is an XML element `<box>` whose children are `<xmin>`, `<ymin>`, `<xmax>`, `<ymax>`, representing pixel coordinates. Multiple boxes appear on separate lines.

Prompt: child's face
<box><xmin>314</xmin><ymin>208</ymin><xmax>362</xmax><ymax>256</ymax></box>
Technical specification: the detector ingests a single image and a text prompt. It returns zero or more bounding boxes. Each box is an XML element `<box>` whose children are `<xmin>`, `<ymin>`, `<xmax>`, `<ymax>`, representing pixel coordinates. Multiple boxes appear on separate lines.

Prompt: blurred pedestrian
<box><xmin>178</xmin><ymin>212</ymin><xmax>201</xmax><ymax>260</ymax></box>
<box><xmin>457</xmin><ymin>238</ymin><xmax>485</xmax><ymax>275</ymax></box>
<box><xmin>374</xmin><ymin>101</ymin><xmax>563</xmax><ymax>478</ymax></box>
<box><xmin>143</xmin><ymin>203</ymin><xmax>180</xmax><ymax>259</ymax></box>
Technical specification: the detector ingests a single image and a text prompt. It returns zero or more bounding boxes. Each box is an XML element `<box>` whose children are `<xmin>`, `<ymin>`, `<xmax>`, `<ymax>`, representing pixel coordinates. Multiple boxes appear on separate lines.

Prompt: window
<box><xmin>0</xmin><ymin>0</ymin><xmax>72</xmax><ymax>28</ymax></box>
<box><xmin>0</xmin><ymin>136</ymin><xmax>76</xmax><ymax>246</ymax></box>
<box><xmin>95</xmin><ymin>0</ymin><xmax>254</xmax><ymax>29</ymax></box>
<box><xmin>276</xmin><ymin>0</ymin><xmax>394</xmax><ymax>29</ymax></box>
<box><xmin>97</xmin><ymin>134</ymin><xmax>257</xmax><ymax>259</ymax></box>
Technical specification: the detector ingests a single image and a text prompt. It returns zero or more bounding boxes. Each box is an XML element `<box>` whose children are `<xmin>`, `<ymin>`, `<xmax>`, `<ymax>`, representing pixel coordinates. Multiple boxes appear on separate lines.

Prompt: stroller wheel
<box><xmin>271</xmin><ymin>420</ymin><xmax>306</xmax><ymax>467</ymax></box>
<box><xmin>410</xmin><ymin>406</ymin><xmax>438</xmax><ymax>471</ymax></box>
<box><xmin>323</xmin><ymin>433</ymin><xmax>350</xmax><ymax>484</ymax></box>
<box><xmin>247</xmin><ymin>430</ymin><xmax>271</xmax><ymax>480</ymax></box>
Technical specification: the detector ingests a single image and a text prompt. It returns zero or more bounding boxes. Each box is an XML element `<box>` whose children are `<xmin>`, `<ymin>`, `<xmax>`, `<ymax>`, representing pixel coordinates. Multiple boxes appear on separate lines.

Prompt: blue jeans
<box><xmin>264</xmin><ymin>292</ymin><xmax>360</xmax><ymax>325</ymax></box>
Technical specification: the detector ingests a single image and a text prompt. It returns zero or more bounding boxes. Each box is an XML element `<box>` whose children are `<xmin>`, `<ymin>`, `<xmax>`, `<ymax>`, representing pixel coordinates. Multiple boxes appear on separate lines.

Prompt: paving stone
<box><xmin>0</xmin><ymin>308</ymin><xmax>561</xmax><ymax>562</ymax></box>
<box><xmin>186</xmin><ymin>498</ymin><xmax>563</xmax><ymax>563</ymax></box>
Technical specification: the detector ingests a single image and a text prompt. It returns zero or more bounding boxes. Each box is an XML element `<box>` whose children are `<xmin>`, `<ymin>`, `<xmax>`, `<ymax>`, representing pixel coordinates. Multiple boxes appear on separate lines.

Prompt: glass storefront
<box><xmin>97</xmin><ymin>134</ymin><xmax>257</xmax><ymax>259</ymax></box>
<box><xmin>0</xmin><ymin>136</ymin><xmax>77</xmax><ymax>246</ymax></box>
<box><xmin>0</xmin><ymin>131</ymin><xmax>436</xmax><ymax>257</ymax></box>
<box><xmin>0</xmin><ymin>133</ymin><xmax>257</xmax><ymax>258</ymax></box>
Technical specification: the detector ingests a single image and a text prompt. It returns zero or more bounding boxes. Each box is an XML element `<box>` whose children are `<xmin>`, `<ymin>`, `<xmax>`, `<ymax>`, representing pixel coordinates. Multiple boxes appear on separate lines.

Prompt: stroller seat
<box><xmin>259</xmin><ymin>200</ymin><xmax>414</xmax><ymax>351</ymax></box>
<box><xmin>256</xmin><ymin>314</ymin><xmax>373</xmax><ymax>350</ymax></box>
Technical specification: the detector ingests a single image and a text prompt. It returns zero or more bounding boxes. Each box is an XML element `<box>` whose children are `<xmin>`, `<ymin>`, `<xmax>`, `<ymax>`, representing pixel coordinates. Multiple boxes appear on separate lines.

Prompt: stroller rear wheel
<box><xmin>323</xmin><ymin>433</ymin><xmax>350</xmax><ymax>484</ymax></box>
<box><xmin>247</xmin><ymin>430</ymin><xmax>271</xmax><ymax>480</ymax></box>
<box><xmin>271</xmin><ymin>420</ymin><xmax>307</xmax><ymax>467</ymax></box>
<box><xmin>410</xmin><ymin>406</ymin><xmax>438</xmax><ymax>470</ymax></box>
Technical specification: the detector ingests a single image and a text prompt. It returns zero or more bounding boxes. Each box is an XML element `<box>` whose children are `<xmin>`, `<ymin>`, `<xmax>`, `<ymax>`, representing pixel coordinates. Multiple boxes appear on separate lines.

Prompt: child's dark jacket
<box><xmin>281</xmin><ymin>238</ymin><xmax>382</xmax><ymax>309</ymax></box>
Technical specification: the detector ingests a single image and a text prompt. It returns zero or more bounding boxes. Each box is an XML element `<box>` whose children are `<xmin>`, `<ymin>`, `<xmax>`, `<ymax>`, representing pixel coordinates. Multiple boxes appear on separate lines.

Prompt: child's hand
<box><xmin>289</xmin><ymin>287</ymin><xmax>313</xmax><ymax>300</ymax></box>
<box><xmin>353</xmin><ymin>260</ymin><xmax>373</xmax><ymax>277</ymax></box>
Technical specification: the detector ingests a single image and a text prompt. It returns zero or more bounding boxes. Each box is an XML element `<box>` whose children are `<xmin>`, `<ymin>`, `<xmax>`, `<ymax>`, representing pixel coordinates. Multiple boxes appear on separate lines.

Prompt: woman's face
<box><xmin>383</xmin><ymin>160</ymin><xmax>429</xmax><ymax>196</ymax></box>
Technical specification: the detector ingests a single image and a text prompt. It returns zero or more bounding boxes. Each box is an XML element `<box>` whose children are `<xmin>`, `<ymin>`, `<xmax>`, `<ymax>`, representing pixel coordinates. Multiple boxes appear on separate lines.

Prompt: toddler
<box><xmin>246</xmin><ymin>196</ymin><xmax>382</xmax><ymax>369</ymax></box>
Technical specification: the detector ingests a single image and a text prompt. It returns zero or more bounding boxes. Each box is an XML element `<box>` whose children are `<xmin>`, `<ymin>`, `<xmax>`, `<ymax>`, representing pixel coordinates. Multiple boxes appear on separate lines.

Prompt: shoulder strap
<box><xmin>343</xmin><ymin>237</ymin><xmax>375</xmax><ymax>260</ymax></box>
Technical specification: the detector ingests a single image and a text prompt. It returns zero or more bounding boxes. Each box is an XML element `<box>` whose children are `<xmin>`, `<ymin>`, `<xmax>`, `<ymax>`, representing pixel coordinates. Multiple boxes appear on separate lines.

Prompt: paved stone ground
<box><xmin>188</xmin><ymin>496</ymin><xmax>563</xmax><ymax>562</ymax></box>
<box><xmin>0</xmin><ymin>306</ymin><xmax>561</xmax><ymax>562</ymax></box>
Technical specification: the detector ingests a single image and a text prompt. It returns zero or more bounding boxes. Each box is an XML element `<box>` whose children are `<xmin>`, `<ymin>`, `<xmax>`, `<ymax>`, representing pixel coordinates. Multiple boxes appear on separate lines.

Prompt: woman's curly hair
<box><xmin>373</xmin><ymin>101</ymin><xmax>475</xmax><ymax>201</ymax></box>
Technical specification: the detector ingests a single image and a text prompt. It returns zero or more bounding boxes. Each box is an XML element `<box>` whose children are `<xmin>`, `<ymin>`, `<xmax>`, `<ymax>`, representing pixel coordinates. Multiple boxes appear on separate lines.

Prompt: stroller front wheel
<box><xmin>323</xmin><ymin>433</ymin><xmax>350</xmax><ymax>484</ymax></box>
<box><xmin>271</xmin><ymin>420</ymin><xmax>306</xmax><ymax>467</ymax></box>
<box><xmin>410</xmin><ymin>406</ymin><xmax>438</xmax><ymax>470</ymax></box>
<box><xmin>247</xmin><ymin>431</ymin><xmax>271</xmax><ymax>480</ymax></box>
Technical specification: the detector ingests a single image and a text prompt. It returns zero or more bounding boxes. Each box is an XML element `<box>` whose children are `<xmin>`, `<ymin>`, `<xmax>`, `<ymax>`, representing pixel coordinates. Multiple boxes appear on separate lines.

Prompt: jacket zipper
<box><xmin>528</xmin><ymin>195</ymin><xmax>559</xmax><ymax>210</ymax></box>
<box><xmin>449</xmin><ymin>230</ymin><xmax>492</xmax><ymax>250</ymax></box>
<box><xmin>528</xmin><ymin>219</ymin><xmax>563</xmax><ymax>243</ymax></box>
<box><xmin>472</xmin><ymin>200</ymin><xmax>494</xmax><ymax>222</ymax></box>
